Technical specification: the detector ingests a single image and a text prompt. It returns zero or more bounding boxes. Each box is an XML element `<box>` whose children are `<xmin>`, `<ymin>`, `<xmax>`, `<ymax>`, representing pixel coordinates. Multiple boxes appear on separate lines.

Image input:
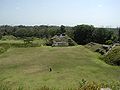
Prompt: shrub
<box><xmin>78</xmin><ymin>79</ymin><xmax>120</xmax><ymax>90</ymax></box>
<box><xmin>103</xmin><ymin>46</ymin><xmax>120</xmax><ymax>66</ymax></box>
<box><xmin>1</xmin><ymin>35</ymin><xmax>17</xmax><ymax>40</ymax></box>
<box><xmin>105</xmin><ymin>40</ymin><xmax>113</xmax><ymax>45</ymax></box>
<box><xmin>0</xmin><ymin>33</ymin><xmax>2</xmax><ymax>39</ymax></box>
<box><xmin>46</xmin><ymin>39</ymin><xmax>52</xmax><ymax>46</ymax></box>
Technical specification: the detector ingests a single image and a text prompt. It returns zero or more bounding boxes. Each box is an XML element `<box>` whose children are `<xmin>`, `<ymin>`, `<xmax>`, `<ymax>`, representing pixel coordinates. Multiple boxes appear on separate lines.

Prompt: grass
<box><xmin>0</xmin><ymin>46</ymin><xmax>119</xmax><ymax>89</ymax></box>
<box><xmin>0</xmin><ymin>39</ymin><xmax>47</xmax><ymax>48</ymax></box>
<box><xmin>84</xmin><ymin>43</ymin><xmax>102</xmax><ymax>52</ymax></box>
<box><xmin>0</xmin><ymin>39</ymin><xmax>46</xmax><ymax>45</ymax></box>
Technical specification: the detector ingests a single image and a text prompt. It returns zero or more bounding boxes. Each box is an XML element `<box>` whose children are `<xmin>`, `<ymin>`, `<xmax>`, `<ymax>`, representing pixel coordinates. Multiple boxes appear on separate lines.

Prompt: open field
<box><xmin>0</xmin><ymin>46</ymin><xmax>120</xmax><ymax>89</ymax></box>
<box><xmin>0</xmin><ymin>39</ymin><xmax>46</xmax><ymax>45</ymax></box>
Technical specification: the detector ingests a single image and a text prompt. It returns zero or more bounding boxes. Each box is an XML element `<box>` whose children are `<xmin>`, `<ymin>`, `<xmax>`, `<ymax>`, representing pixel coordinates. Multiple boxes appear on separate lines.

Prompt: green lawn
<box><xmin>0</xmin><ymin>46</ymin><xmax>119</xmax><ymax>89</ymax></box>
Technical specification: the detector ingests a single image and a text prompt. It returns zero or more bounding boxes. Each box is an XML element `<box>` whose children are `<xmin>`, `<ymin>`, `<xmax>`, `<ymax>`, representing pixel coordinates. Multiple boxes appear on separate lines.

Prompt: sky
<box><xmin>0</xmin><ymin>0</ymin><xmax>120</xmax><ymax>27</ymax></box>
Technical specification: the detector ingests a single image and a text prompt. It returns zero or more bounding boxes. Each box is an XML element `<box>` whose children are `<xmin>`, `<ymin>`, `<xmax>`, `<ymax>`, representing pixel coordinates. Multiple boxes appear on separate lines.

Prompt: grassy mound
<box><xmin>0</xmin><ymin>46</ymin><xmax>119</xmax><ymax>89</ymax></box>
<box><xmin>103</xmin><ymin>46</ymin><xmax>120</xmax><ymax>66</ymax></box>
<box><xmin>85</xmin><ymin>42</ymin><xmax>102</xmax><ymax>52</ymax></box>
<box><xmin>85</xmin><ymin>42</ymin><xmax>113</xmax><ymax>55</ymax></box>
<box><xmin>49</xmin><ymin>34</ymin><xmax>77</xmax><ymax>46</ymax></box>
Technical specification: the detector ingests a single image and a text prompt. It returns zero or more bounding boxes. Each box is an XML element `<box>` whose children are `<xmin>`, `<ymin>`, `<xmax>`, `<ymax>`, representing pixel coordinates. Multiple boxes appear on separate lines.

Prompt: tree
<box><xmin>73</xmin><ymin>24</ymin><xmax>95</xmax><ymax>44</ymax></box>
<box><xmin>0</xmin><ymin>33</ymin><xmax>2</xmax><ymax>39</ymax></box>
<box><xmin>14</xmin><ymin>28</ymin><xmax>34</xmax><ymax>38</ymax></box>
<box><xmin>118</xmin><ymin>28</ymin><xmax>120</xmax><ymax>42</ymax></box>
<box><xmin>93</xmin><ymin>28</ymin><xmax>114</xmax><ymax>44</ymax></box>
<box><xmin>60</xmin><ymin>25</ymin><xmax>66</xmax><ymax>34</ymax></box>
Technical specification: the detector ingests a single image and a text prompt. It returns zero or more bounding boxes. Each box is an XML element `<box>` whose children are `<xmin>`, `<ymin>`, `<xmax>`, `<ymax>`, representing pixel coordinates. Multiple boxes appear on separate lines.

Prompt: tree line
<box><xmin>0</xmin><ymin>24</ymin><xmax>119</xmax><ymax>45</ymax></box>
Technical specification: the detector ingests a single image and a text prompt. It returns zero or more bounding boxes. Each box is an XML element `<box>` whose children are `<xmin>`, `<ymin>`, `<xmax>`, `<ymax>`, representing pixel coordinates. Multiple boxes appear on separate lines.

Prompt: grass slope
<box><xmin>0</xmin><ymin>46</ymin><xmax>119</xmax><ymax>89</ymax></box>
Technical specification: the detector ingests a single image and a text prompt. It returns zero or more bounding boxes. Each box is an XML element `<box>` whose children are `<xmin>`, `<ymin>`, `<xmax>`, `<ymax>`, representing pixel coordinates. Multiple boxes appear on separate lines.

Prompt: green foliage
<box><xmin>0</xmin><ymin>43</ymin><xmax>24</xmax><ymax>48</ymax></box>
<box><xmin>74</xmin><ymin>24</ymin><xmax>95</xmax><ymax>44</ymax></box>
<box><xmin>60</xmin><ymin>25</ymin><xmax>66</xmax><ymax>34</ymax></box>
<box><xmin>0</xmin><ymin>25</ymin><xmax>118</xmax><ymax>44</ymax></box>
<box><xmin>93</xmin><ymin>28</ymin><xmax>114</xmax><ymax>44</ymax></box>
<box><xmin>0</xmin><ymin>33</ymin><xmax>2</xmax><ymax>39</ymax></box>
<box><xmin>0</xmin><ymin>38</ymin><xmax>46</xmax><ymax>48</ymax></box>
<box><xmin>46</xmin><ymin>39</ymin><xmax>53</xmax><ymax>46</ymax></box>
<box><xmin>78</xmin><ymin>80</ymin><xmax>120</xmax><ymax>90</ymax></box>
<box><xmin>105</xmin><ymin>40</ymin><xmax>113</xmax><ymax>45</ymax></box>
<box><xmin>118</xmin><ymin>28</ymin><xmax>120</xmax><ymax>42</ymax></box>
<box><xmin>103</xmin><ymin>46</ymin><xmax>120</xmax><ymax>66</ymax></box>
<box><xmin>111</xmin><ymin>35</ymin><xmax>118</xmax><ymax>42</ymax></box>
<box><xmin>1</xmin><ymin>35</ymin><xmax>17</xmax><ymax>40</ymax></box>
<box><xmin>24</xmin><ymin>37</ymin><xmax>33</xmax><ymax>46</ymax></box>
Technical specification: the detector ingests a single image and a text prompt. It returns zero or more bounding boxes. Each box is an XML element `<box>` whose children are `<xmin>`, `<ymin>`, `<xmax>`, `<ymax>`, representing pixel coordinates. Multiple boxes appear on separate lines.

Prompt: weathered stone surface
<box><xmin>51</xmin><ymin>34</ymin><xmax>77</xmax><ymax>47</ymax></box>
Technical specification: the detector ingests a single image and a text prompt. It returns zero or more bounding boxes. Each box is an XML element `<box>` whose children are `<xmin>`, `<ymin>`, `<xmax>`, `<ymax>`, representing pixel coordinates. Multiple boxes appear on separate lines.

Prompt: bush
<box><xmin>46</xmin><ymin>39</ymin><xmax>52</xmax><ymax>46</ymax></box>
<box><xmin>0</xmin><ymin>33</ymin><xmax>2</xmax><ymax>40</ymax></box>
<box><xmin>103</xmin><ymin>46</ymin><xmax>120</xmax><ymax>66</ymax></box>
<box><xmin>1</xmin><ymin>35</ymin><xmax>17</xmax><ymax>40</ymax></box>
<box><xmin>105</xmin><ymin>40</ymin><xmax>113</xmax><ymax>45</ymax></box>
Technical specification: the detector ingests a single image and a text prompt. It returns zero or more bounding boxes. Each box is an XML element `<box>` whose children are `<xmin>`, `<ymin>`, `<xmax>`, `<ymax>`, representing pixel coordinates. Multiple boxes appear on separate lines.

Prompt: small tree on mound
<box><xmin>73</xmin><ymin>24</ymin><xmax>95</xmax><ymax>44</ymax></box>
<box><xmin>118</xmin><ymin>28</ymin><xmax>120</xmax><ymax>42</ymax></box>
<box><xmin>0</xmin><ymin>33</ymin><xmax>2</xmax><ymax>39</ymax></box>
<box><xmin>60</xmin><ymin>25</ymin><xmax>66</xmax><ymax>34</ymax></box>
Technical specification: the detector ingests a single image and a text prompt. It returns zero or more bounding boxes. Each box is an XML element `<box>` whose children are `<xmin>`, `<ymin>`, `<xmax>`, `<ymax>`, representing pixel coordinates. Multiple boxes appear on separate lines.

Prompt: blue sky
<box><xmin>0</xmin><ymin>0</ymin><xmax>120</xmax><ymax>27</ymax></box>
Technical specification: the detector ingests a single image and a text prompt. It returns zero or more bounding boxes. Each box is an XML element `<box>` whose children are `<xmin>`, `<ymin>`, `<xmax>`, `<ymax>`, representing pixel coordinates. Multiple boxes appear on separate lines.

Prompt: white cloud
<box><xmin>98</xmin><ymin>4</ymin><xmax>103</xmax><ymax>8</ymax></box>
